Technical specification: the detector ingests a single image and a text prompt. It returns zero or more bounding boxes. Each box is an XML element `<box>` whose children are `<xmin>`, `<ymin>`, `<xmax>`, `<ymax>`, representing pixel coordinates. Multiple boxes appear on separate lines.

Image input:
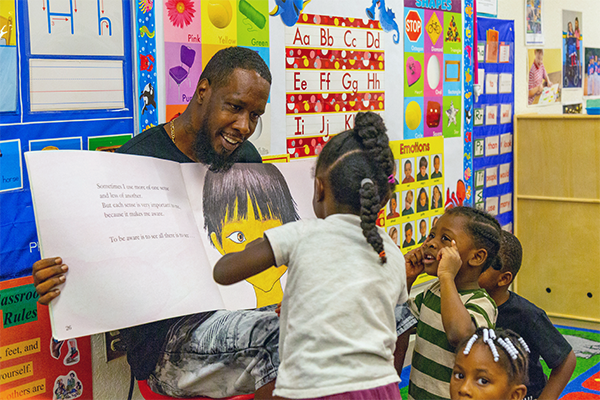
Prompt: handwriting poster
<box><xmin>0</xmin><ymin>277</ymin><xmax>92</xmax><ymax>400</ymax></box>
<box><xmin>284</xmin><ymin>13</ymin><xmax>384</xmax><ymax>159</ymax></box>
<box><xmin>473</xmin><ymin>17</ymin><xmax>514</xmax><ymax>231</ymax></box>
<box><xmin>403</xmin><ymin>0</ymin><xmax>462</xmax><ymax>139</ymax></box>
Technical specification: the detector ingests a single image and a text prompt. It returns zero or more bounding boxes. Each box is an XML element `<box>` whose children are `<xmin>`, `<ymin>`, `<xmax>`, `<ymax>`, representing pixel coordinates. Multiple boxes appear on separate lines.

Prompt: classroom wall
<box><xmin>497</xmin><ymin>0</ymin><xmax>600</xmax><ymax>115</ymax></box>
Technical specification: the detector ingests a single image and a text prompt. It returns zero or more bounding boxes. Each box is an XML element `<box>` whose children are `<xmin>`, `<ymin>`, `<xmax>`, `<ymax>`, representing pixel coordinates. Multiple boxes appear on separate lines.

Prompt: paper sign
<box><xmin>485</xmin><ymin>105</ymin><xmax>498</xmax><ymax>125</ymax></box>
<box><xmin>499</xmin><ymin>73</ymin><xmax>513</xmax><ymax>93</ymax></box>
<box><xmin>485</xmin><ymin>135</ymin><xmax>500</xmax><ymax>156</ymax></box>
<box><xmin>475</xmin><ymin>169</ymin><xmax>485</xmax><ymax>188</ymax></box>
<box><xmin>500</xmin><ymin>104</ymin><xmax>512</xmax><ymax>124</ymax></box>
<box><xmin>499</xmin><ymin>42</ymin><xmax>510</xmax><ymax>63</ymax></box>
<box><xmin>485</xmin><ymin>73</ymin><xmax>498</xmax><ymax>94</ymax></box>
<box><xmin>500</xmin><ymin>133</ymin><xmax>513</xmax><ymax>154</ymax></box>
<box><xmin>486</xmin><ymin>196</ymin><xmax>499</xmax><ymax>216</ymax></box>
<box><xmin>499</xmin><ymin>163</ymin><xmax>511</xmax><ymax>184</ymax></box>
<box><xmin>485</xmin><ymin>166</ymin><xmax>498</xmax><ymax>187</ymax></box>
<box><xmin>499</xmin><ymin>193</ymin><xmax>512</xmax><ymax>214</ymax></box>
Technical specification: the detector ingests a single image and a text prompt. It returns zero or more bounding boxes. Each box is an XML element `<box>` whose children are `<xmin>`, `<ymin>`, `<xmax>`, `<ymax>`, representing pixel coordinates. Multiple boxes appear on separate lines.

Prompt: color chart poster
<box><xmin>285</xmin><ymin>13</ymin><xmax>384</xmax><ymax>159</ymax></box>
<box><xmin>379</xmin><ymin>137</ymin><xmax>444</xmax><ymax>286</ymax></box>
<box><xmin>0</xmin><ymin>277</ymin><xmax>92</xmax><ymax>400</ymax></box>
<box><xmin>164</xmin><ymin>0</ymin><xmax>270</xmax><ymax>122</ymax></box>
<box><xmin>403</xmin><ymin>0</ymin><xmax>462</xmax><ymax>139</ymax></box>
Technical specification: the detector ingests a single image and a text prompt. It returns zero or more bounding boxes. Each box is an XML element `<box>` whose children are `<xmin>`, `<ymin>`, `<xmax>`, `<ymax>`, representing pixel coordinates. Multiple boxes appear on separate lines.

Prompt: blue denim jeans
<box><xmin>148</xmin><ymin>303</ymin><xmax>416</xmax><ymax>398</ymax></box>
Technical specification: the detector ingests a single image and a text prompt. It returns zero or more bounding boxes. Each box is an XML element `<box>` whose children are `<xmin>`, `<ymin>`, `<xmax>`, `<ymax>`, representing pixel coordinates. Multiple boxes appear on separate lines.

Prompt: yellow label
<box><xmin>0</xmin><ymin>362</ymin><xmax>34</xmax><ymax>385</ymax></box>
<box><xmin>0</xmin><ymin>378</ymin><xmax>45</xmax><ymax>400</ymax></box>
<box><xmin>0</xmin><ymin>338</ymin><xmax>40</xmax><ymax>362</ymax></box>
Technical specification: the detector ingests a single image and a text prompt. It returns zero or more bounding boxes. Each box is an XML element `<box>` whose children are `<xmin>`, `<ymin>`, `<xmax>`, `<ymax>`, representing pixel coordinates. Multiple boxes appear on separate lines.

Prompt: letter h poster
<box><xmin>473</xmin><ymin>17</ymin><xmax>514</xmax><ymax>230</ymax></box>
<box><xmin>0</xmin><ymin>277</ymin><xmax>93</xmax><ymax>400</ymax></box>
<box><xmin>403</xmin><ymin>0</ymin><xmax>462</xmax><ymax>139</ymax></box>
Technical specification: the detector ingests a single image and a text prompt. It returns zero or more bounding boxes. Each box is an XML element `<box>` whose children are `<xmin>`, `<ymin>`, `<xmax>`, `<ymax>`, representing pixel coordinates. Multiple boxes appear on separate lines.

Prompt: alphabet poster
<box><xmin>403</xmin><ymin>0</ymin><xmax>462</xmax><ymax>139</ymax></box>
<box><xmin>284</xmin><ymin>13</ymin><xmax>384</xmax><ymax>159</ymax></box>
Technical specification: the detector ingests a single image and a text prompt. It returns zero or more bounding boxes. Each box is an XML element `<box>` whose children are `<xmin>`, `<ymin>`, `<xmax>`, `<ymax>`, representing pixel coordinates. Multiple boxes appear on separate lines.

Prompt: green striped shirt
<box><xmin>408</xmin><ymin>280</ymin><xmax>497</xmax><ymax>400</ymax></box>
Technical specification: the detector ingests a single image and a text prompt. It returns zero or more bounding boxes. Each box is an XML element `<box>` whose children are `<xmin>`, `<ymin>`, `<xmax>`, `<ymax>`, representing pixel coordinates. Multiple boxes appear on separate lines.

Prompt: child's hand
<box><xmin>405</xmin><ymin>246</ymin><xmax>425</xmax><ymax>280</ymax></box>
<box><xmin>437</xmin><ymin>240</ymin><xmax>462</xmax><ymax>281</ymax></box>
<box><xmin>275</xmin><ymin>302</ymin><xmax>282</xmax><ymax>317</ymax></box>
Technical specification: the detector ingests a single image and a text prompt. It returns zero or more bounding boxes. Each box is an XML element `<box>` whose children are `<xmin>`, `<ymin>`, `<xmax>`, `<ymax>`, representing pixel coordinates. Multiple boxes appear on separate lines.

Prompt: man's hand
<box><xmin>437</xmin><ymin>240</ymin><xmax>462</xmax><ymax>281</ymax></box>
<box><xmin>33</xmin><ymin>257</ymin><xmax>67</xmax><ymax>305</ymax></box>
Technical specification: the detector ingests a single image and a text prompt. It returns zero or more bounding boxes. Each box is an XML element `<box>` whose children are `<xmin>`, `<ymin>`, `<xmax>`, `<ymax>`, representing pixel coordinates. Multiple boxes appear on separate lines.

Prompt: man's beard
<box><xmin>192</xmin><ymin>123</ymin><xmax>242</xmax><ymax>173</ymax></box>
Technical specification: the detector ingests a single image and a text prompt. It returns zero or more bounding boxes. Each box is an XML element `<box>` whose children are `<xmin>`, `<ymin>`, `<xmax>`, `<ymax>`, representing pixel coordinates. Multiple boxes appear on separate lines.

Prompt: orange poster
<box><xmin>0</xmin><ymin>277</ymin><xmax>92</xmax><ymax>400</ymax></box>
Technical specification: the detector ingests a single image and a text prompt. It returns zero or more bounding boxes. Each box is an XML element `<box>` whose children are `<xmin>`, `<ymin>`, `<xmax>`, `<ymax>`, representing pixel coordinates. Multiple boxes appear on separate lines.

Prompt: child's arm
<box><xmin>538</xmin><ymin>350</ymin><xmax>576</xmax><ymax>400</ymax></box>
<box><xmin>405</xmin><ymin>247</ymin><xmax>425</xmax><ymax>293</ymax></box>
<box><xmin>213</xmin><ymin>237</ymin><xmax>277</xmax><ymax>285</ymax></box>
<box><xmin>438</xmin><ymin>240</ymin><xmax>476</xmax><ymax>347</ymax></box>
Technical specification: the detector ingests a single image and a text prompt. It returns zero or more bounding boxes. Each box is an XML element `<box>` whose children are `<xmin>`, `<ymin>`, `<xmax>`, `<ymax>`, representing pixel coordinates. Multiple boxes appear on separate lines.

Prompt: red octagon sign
<box><xmin>405</xmin><ymin>10</ymin><xmax>422</xmax><ymax>42</ymax></box>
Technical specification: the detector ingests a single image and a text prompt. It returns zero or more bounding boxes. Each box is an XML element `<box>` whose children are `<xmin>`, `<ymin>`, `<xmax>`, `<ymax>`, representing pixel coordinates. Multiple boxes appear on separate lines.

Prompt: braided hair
<box><xmin>315</xmin><ymin>112</ymin><xmax>396</xmax><ymax>263</ymax></box>
<box><xmin>445</xmin><ymin>206</ymin><xmax>502</xmax><ymax>272</ymax></box>
<box><xmin>456</xmin><ymin>327</ymin><xmax>530</xmax><ymax>386</ymax></box>
<box><xmin>498</xmin><ymin>230</ymin><xmax>523</xmax><ymax>276</ymax></box>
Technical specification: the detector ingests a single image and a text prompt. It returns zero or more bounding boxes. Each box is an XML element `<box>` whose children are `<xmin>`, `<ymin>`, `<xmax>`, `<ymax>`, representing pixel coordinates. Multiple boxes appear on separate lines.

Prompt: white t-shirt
<box><xmin>264</xmin><ymin>213</ymin><xmax>408</xmax><ymax>399</ymax></box>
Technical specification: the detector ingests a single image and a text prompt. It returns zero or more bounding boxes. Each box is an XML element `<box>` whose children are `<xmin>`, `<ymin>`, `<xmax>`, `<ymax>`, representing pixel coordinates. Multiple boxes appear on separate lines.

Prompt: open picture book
<box><xmin>26</xmin><ymin>150</ymin><xmax>316</xmax><ymax>340</ymax></box>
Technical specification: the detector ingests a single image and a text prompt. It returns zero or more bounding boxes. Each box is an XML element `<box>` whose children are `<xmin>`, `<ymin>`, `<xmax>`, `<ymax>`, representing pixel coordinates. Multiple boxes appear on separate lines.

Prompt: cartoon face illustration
<box><xmin>211</xmin><ymin>195</ymin><xmax>287</xmax><ymax>296</ymax></box>
<box><xmin>204</xmin><ymin>164</ymin><xmax>299</xmax><ymax>307</ymax></box>
<box><xmin>427</xmin><ymin>101</ymin><xmax>441</xmax><ymax>128</ymax></box>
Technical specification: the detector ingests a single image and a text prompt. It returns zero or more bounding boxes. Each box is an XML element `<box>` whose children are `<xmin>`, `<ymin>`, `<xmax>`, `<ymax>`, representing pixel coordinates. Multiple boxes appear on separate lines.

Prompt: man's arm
<box><xmin>213</xmin><ymin>237</ymin><xmax>277</xmax><ymax>285</ymax></box>
<box><xmin>538</xmin><ymin>350</ymin><xmax>576</xmax><ymax>400</ymax></box>
<box><xmin>438</xmin><ymin>241</ymin><xmax>476</xmax><ymax>347</ymax></box>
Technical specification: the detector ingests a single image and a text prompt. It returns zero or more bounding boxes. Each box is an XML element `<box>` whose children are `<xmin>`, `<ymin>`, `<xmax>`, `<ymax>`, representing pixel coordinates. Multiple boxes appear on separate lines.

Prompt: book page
<box><xmin>181</xmin><ymin>160</ymin><xmax>317</xmax><ymax>310</ymax></box>
<box><xmin>26</xmin><ymin>150</ymin><xmax>224</xmax><ymax>340</ymax></box>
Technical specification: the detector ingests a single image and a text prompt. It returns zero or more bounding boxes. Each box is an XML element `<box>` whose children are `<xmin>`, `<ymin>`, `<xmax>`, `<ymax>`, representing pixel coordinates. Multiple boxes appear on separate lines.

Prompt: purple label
<box><xmin>404</xmin><ymin>0</ymin><xmax>461</xmax><ymax>14</ymax></box>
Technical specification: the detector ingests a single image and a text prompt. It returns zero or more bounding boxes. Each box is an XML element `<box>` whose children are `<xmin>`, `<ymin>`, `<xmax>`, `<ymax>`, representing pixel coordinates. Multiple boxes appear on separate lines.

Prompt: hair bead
<box><xmin>361</xmin><ymin>178</ymin><xmax>374</xmax><ymax>187</ymax></box>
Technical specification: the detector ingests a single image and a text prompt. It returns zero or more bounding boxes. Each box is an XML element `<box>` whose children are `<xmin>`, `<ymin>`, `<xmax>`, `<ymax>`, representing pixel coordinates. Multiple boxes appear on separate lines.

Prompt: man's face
<box><xmin>195</xmin><ymin>68</ymin><xmax>270</xmax><ymax>170</ymax></box>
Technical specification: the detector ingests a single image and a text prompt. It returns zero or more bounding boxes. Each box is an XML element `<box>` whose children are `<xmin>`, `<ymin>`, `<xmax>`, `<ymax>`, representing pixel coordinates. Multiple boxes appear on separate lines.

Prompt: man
<box><xmin>33</xmin><ymin>46</ymin><xmax>280</xmax><ymax>399</ymax></box>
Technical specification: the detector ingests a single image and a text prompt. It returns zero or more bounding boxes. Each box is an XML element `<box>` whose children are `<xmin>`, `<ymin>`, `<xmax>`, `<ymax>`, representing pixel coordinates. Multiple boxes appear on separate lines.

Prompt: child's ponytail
<box><xmin>315</xmin><ymin>111</ymin><xmax>396</xmax><ymax>264</ymax></box>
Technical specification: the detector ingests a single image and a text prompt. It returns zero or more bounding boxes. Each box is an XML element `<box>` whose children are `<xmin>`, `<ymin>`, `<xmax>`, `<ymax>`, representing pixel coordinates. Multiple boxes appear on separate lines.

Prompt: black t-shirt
<box><xmin>496</xmin><ymin>291</ymin><xmax>573</xmax><ymax>399</ymax></box>
<box><xmin>116</xmin><ymin>124</ymin><xmax>262</xmax><ymax>380</ymax></box>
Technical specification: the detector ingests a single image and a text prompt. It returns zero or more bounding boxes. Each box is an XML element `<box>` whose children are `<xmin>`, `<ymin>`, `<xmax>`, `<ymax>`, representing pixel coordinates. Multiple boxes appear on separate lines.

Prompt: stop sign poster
<box><xmin>404</xmin><ymin>1</ymin><xmax>462</xmax><ymax>139</ymax></box>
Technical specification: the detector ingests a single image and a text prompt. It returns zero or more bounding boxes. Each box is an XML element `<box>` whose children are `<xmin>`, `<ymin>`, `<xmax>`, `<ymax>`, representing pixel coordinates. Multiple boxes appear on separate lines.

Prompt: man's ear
<box><xmin>509</xmin><ymin>384</ymin><xmax>527</xmax><ymax>400</ymax></box>
<box><xmin>468</xmin><ymin>248</ymin><xmax>488</xmax><ymax>268</ymax></box>
<box><xmin>196</xmin><ymin>78</ymin><xmax>210</xmax><ymax>105</ymax></box>
<box><xmin>210</xmin><ymin>232</ymin><xmax>225</xmax><ymax>256</ymax></box>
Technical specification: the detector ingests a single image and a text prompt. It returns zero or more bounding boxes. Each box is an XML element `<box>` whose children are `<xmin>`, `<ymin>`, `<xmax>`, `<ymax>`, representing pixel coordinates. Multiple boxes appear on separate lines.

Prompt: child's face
<box><xmin>390</xmin><ymin>229</ymin><xmax>398</xmax><ymax>243</ymax></box>
<box><xmin>420</xmin><ymin>221</ymin><xmax>427</xmax><ymax>236</ymax></box>
<box><xmin>405</xmin><ymin>192</ymin><xmax>413</xmax><ymax>208</ymax></box>
<box><xmin>420</xmin><ymin>214</ymin><xmax>476</xmax><ymax>276</ymax></box>
<box><xmin>433</xmin><ymin>187</ymin><xmax>441</xmax><ymax>201</ymax></box>
<box><xmin>390</xmin><ymin>197</ymin><xmax>397</xmax><ymax>212</ymax></box>
<box><xmin>420</xmin><ymin>165</ymin><xmax>427</xmax><ymax>176</ymax></box>
<box><xmin>406</xmin><ymin>228</ymin><xmax>413</xmax><ymax>242</ymax></box>
<box><xmin>419</xmin><ymin>192</ymin><xmax>427</xmax><ymax>206</ymax></box>
<box><xmin>534</xmin><ymin>50</ymin><xmax>543</xmax><ymax>66</ymax></box>
<box><xmin>434</xmin><ymin>157</ymin><xmax>440</xmax><ymax>172</ymax></box>
<box><xmin>404</xmin><ymin>162</ymin><xmax>412</xmax><ymax>178</ymax></box>
<box><xmin>450</xmin><ymin>343</ymin><xmax>524</xmax><ymax>400</ymax></box>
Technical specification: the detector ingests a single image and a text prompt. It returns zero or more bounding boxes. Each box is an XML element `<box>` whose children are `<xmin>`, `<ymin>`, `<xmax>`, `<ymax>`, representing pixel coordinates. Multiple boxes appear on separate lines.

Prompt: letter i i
<box><xmin>64</xmin><ymin>339</ymin><xmax>80</xmax><ymax>366</ymax></box>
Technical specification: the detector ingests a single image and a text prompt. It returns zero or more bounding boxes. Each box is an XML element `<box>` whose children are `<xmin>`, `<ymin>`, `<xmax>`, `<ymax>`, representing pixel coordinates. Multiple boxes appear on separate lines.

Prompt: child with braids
<box><xmin>478</xmin><ymin>231</ymin><xmax>576</xmax><ymax>400</ymax></box>
<box><xmin>403</xmin><ymin>206</ymin><xmax>500</xmax><ymax>400</ymax></box>
<box><xmin>450</xmin><ymin>327</ymin><xmax>529</xmax><ymax>400</ymax></box>
<box><xmin>213</xmin><ymin>112</ymin><xmax>411</xmax><ymax>399</ymax></box>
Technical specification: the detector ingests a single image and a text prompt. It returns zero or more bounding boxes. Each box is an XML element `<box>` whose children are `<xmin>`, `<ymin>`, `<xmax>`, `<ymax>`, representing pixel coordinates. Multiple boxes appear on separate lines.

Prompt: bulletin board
<box><xmin>473</xmin><ymin>17</ymin><xmax>514</xmax><ymax>230</ymax></box>
<box><xmin>0</xmin><ymin>0</ymin><xmax>135</xmax><ymax>280</ymax></box>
